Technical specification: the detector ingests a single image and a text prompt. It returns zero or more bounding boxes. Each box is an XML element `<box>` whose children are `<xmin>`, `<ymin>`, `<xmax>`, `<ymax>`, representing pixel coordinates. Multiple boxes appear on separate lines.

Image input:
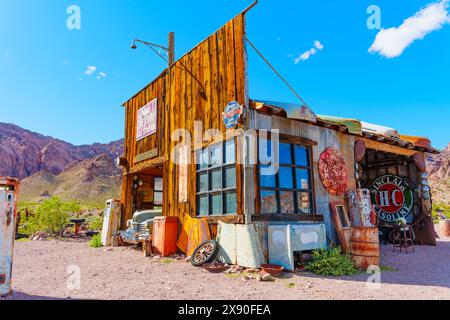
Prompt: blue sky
<box><xmin>0</xmin><ymin>0</ymin><xmax>449</xmax><ymax>149</ymax></box>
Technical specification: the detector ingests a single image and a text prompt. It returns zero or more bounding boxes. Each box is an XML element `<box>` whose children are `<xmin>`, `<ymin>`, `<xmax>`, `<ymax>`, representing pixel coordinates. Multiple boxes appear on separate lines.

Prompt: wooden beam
<box><xmin>361</xmin><ymin>137</ymin><xmax>417</xmax><ymax>157</ymax></box>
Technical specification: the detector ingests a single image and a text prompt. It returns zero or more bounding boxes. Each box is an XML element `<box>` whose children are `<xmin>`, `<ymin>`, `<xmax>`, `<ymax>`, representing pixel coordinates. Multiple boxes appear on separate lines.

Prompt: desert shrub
<box><xmin>432</xmin><ymin>203</ymin><xmax>450</xmax><ymax>223</ymax></box>
<box><xmin>89</xmin><ymin>234</ymin><xmax>103</xmax><ymax>248</ymax></box>
<box><xmin>87</xmin><ymin>215</ymin><xmax>103</xmax><ymax>231</ymax></box>
<box><xmin>305</xmin><ymin>247</ymin><xmax>357</xmax><ymax>276</ymax></box>
<box><xmin>34</xmin><ymin>197</ymin><xmax>81</xmax><ymax>235</ymax></box>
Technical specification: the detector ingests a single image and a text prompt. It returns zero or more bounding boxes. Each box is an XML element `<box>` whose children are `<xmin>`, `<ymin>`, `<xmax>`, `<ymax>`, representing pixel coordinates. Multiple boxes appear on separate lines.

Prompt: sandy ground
<box><xmin>2</xmin><ymin>233</ymin><xmax>450</xmax><ymax>300</ymax></box>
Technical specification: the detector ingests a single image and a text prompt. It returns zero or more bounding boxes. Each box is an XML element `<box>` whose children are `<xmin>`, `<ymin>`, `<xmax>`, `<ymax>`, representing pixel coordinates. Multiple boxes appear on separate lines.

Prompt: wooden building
<box><xmin>119</xmin><ymin>6</ymin><xmax>439</xmax><ymax>262</ymax></box>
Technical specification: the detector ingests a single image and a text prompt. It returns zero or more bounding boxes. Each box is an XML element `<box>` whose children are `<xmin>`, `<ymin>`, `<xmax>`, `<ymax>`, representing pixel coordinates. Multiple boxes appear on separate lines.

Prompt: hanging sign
<box><xmin>318</xmin><ymin>147</ymin><xmax>349</xmax><ymax>196</ymax></box>
<box><xmin>368</xmin><ymin>175</ymin><xmax>414</xmax><ymax>223</ymax></box>
<box><xmin>222</xmin><ymin>101</ymin><xmax>243</xmax><ymax>129</ymax></box>
<box><xmin>136</xmin><ymin>98</ymin><xmax>157</xmax><ymax>141</ymax></box>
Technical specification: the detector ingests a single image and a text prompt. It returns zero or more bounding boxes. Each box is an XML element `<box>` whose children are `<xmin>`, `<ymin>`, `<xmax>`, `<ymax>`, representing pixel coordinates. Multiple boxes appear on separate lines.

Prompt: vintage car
<box><xmin>120</xmin><ymin>209</ymin><xmax>162</xmax><ymax>244</ymax></box>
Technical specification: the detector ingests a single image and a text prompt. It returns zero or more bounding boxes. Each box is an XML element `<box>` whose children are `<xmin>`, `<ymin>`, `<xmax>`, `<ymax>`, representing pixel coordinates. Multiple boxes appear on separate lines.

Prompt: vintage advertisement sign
<box><xmin>134</xmin><ymin>148</ymin><xmax>158</xmax><ymax>164</ymax></box>
<box><xmin>136</xmin><ymin>98</ymin><xmax>157</xmax><ymax>141</ymax></box>
<box><xmin>368</xmin><ymin>175</ymin><xmax>414</xmax><ymax>223</ymax></box>
<box><xmin>178</xmin><ymin>144</ymin><xmax>189</xmax><ymax>203</ymax></box>
<box><xmin>222</xmin><ymin>101</ymin><xmax>243</xmax><ymax>129</ymax></box>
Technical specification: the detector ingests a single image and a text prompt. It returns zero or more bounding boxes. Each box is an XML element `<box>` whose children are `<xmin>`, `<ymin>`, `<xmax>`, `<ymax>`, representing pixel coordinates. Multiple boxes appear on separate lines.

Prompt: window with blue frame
<box><xmin>196</xmin><ymin>139</ymin><xmax>237</xmax><ymax>216</ymax></box>
<box><xmin>258</xmin><ymin>138</ymin><xmax>314</xmax><ymax>215</ymax></box>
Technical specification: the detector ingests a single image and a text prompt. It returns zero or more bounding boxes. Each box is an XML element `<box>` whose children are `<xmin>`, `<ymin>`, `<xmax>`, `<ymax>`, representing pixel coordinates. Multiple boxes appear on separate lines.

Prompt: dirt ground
<box><xmin>2</xmin><ymin>231</ymin><xmax>450</xmax><ymax>300</ymax></box>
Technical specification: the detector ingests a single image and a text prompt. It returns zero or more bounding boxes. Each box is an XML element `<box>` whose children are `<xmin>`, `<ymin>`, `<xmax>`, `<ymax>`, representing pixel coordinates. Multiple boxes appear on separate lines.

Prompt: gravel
<box><xmin>2</xmin><ymin>230</ymin><xmax>450</xmax><ymax>300</ymax></box>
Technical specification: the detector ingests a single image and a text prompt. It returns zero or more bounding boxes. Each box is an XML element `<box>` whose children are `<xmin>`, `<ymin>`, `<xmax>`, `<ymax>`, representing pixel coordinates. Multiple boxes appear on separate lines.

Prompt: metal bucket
<box><xmin>350</xmin><ymin>226</ymin><xmax>380</xmax><ymax>270</ymax></box>
<box><xmin>0</xmin><ymin>177</ymin><xmax>19</xmax><ymax>297</ymax></box>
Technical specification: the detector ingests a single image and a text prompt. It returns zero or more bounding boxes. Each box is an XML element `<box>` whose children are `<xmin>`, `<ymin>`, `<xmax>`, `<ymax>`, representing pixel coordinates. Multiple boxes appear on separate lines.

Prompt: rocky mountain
<box><xmin>427</xmin><ymin>143</ymin><xmax>450</xmax><ymax>205</ymax></box>
<box><xmin>19</xmin><ymin>154</ymin><xmax>122</xmax><ymax>205</ymax></box>
<box><xmin>0</xmin><ymin>122</ymin><xmax>123</xmax><ymax>179</ymax></box>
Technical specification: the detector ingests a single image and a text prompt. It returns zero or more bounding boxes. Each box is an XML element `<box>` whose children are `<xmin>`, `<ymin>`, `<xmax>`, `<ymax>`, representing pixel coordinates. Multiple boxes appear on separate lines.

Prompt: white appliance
<box><xmin>0</xmin><ymin>178</ymin><xmax>19</xmax><ymax>297</ymax></box>
<box><xmin>101</xmin><ymin>199</ymin><xmax>122</xmax><ymax>246</ymax></box>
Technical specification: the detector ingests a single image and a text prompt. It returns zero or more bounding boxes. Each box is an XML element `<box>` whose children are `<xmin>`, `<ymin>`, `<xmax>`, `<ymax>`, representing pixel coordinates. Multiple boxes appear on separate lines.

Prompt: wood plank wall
<box><xmin>121</xmin><ymin>14</ymin><xmax>248</xmax><ymax>226</ymax></box>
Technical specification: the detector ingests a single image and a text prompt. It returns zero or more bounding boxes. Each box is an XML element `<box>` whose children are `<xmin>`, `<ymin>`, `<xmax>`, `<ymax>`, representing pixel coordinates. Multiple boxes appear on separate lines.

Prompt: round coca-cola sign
<box><xmin>368</xmin><ymin>175</ymin><xmax>414</xmax><ymax>223</ymax></box>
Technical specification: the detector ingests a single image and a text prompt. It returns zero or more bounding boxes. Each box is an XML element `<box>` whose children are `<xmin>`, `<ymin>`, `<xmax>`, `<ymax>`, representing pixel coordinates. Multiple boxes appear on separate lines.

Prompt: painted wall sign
<box><xmin>368</xmin><ymin>175</ymin><xmax>414</xmax><ymax>223</ymax></box>
<box><xmin>178</xmin><ymin>144</ymin><xmax>189</xmax><ymax>203</ymax></box>
<box><xmin>318</xmin><ymin>147</ymin><xmax>349</xmax><ymax>196</ymax></box>
<box><xmin>222</xmin><ymin>101</ymin><xmax>243</xmax><ymax>129</ymax></box>
<box><xmin>136</xmin><ymin>98</ymin><xmax>157</xmax><ymax>141</ymax></box>
<box><xmin>134</xmin><ymin>149</ymin><xmax>158</xmax><ymax>164</ymax></box>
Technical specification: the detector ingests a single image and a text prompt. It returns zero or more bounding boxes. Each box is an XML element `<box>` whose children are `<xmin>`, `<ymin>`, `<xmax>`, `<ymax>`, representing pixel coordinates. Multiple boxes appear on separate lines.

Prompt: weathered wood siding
<box><xmin>249</xmin><ymin>110</ymin><xmax>357</xmax><ymax>244</ymax></box>
<box><xmin>122</xmin><ymin>14</ymin><xmax>248</xmax><ymax>225</ymax></box>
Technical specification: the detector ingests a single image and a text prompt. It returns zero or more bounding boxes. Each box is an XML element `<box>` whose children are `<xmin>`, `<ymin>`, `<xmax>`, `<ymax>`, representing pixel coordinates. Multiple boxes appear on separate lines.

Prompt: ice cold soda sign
<box><xmin>136</xmin><ymin>98</ymin><xmax>157</xmax><ymax>141</ymax></box>
<box><xmin>368</xmin><ymin>175</ymin><xmax>414</xmax><ymax>223</ymax></box>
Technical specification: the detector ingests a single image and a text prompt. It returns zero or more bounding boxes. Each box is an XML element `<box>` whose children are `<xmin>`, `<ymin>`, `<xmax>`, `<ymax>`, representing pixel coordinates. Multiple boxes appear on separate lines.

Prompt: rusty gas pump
<box><xmin>0</xmin><ymin>177</ymin><xmax>19</xmax><ymax>297</ymax></box>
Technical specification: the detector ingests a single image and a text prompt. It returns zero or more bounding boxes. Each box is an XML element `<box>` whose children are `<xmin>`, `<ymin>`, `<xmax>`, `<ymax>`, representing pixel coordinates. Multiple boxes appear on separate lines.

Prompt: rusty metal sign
<box><xmin>318</xmin><ymin>147</ymin><xmax>349</xmax><ymax>196</ymax></box>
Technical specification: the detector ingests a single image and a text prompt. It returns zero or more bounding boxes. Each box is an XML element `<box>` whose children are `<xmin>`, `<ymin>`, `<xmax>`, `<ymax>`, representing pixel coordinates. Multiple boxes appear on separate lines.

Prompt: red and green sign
<box><xmin>368</xmin><ymin>175</ymin><xmax>414</xmax><ymax>223</ymax></box>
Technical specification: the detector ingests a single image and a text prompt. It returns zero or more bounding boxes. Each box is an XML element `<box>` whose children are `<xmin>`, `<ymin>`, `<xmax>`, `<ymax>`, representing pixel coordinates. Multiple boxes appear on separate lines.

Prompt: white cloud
<box><xmin>369</xmin><ymin>0</ymin><xmax>450</xmax><ymax>58</ymax></box>
<box><xmin>85</xmin><ymin>65</ymin><xmax>97</xmax><ymax>76</ymax></box>
<box><xmin>294</xmin><ymin>40</ymin><xmax>324</xmax><ymax>64</ymax></box>
<box><xmin>314</xmin><ymin>40</ymin><xmax>324</xmax><ymax>50</ymax></box>
<box><xmin>97</xmin><ymin>72</ymin><xmax>107</xmax><ymax>80</ymax></box>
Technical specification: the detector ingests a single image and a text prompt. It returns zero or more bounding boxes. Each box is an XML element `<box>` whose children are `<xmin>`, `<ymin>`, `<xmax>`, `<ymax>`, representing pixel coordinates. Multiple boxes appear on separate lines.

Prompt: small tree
<box><xmin>35</xmin><ymin>197</ymin><xmax>80</xmax><ymax>235</ymax></box>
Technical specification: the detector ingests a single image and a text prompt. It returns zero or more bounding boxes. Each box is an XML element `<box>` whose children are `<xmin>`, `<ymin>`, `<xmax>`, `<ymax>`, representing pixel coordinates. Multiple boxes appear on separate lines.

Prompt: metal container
<box><xmin>350</xmin><ymin>226</ymin><xmax>380</xmax><ymax>270</ymax></box>
<box><xmin>152</xmin><ymin>216</ymin><xmax>178</xmax><ymax>257</ymax></box>
<box><xmin>268</xmin><ymin>223</ymin><xmax>327</xmax><ymax>271</ymax></box>
<box><xmin>346</xmin><ymin>189</ymin><xmax>374</xmax><ymax>227</ymax></box>
<box><xmin>101</xmin><ymin>199</ymin><xmax>121</xmax><ymax>246</ymax></box>
<box><xmin>0</xmin><ymin>177</ymin><xmax>19</xmax><ymax>297</ymax></box>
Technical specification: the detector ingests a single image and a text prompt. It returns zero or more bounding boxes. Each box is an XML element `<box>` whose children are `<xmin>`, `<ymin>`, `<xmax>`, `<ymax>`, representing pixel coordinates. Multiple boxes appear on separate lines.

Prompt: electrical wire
<box><xmin>245</xmin><ymin>36</ymin><xmax>310</xmax><ymax>108</ymax></box>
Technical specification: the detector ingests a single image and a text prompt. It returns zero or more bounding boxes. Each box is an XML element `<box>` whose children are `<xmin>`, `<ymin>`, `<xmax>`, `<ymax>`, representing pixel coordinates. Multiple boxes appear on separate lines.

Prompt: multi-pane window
<box><xmin>196</xmin><ymin>139</ymin><xmax>237</xmax><ymax>216</ymax></box>
<box><xmin>258</xmin><ymin>139</ymin><xmax>314</xmax><ymax>215</ymax></box>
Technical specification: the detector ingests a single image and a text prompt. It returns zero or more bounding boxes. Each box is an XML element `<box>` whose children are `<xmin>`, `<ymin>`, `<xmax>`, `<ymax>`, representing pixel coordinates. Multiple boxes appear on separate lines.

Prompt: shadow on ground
<box><xmin>295</xmin><ymin>239</ymin><xmax>450</xmax><ymax>289</ymax></box>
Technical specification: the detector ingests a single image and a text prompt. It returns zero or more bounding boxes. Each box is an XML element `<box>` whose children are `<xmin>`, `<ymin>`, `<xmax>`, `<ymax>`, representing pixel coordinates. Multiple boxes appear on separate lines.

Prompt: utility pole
<box><xmin>168</xmin><ymin>32</ymin><xmax>175</xmax><ymax>65</ymax></box>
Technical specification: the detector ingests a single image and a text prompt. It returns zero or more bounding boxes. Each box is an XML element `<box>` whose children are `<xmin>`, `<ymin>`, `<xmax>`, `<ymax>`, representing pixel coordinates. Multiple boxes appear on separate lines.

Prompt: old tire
<box><xmin>191</xmin><ymin>240</ymin><xmax>219</xmax><ymax>267</ymax></box>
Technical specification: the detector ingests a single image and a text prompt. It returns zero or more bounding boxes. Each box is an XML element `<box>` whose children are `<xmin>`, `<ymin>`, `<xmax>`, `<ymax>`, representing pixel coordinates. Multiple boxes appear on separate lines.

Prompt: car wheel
<box><xmin>191</xmin><ymin>240</ymin><xmax>219</xmax><ymax>267</ymax></box>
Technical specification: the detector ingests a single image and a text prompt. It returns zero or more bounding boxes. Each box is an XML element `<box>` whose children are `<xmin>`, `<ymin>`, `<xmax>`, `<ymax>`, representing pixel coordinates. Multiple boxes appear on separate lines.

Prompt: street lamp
<box><xmin>130</xmin><ymin>32</ymin><xmax>175</xmax><ymax>65</ymax></box>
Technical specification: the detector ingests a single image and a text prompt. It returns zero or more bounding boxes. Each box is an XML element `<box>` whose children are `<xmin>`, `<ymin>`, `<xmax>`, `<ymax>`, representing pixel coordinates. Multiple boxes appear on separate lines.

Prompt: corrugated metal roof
<box><xmin>251</xmin><ymin>99</ymin><xmax>438</xmax><ymax>154</ymax></box>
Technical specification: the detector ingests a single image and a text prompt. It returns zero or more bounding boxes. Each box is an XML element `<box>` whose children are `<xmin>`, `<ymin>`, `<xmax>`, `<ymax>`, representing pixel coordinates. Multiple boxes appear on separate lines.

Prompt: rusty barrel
<box><xmin>439</xmin><ymin>220</ymin><xmax>450</xmax><ymax>237</ymax></box>
<box><xmin>350</xmin><ymin>226</ymin><xmax>380</xmax><ymax>270</ymax></box>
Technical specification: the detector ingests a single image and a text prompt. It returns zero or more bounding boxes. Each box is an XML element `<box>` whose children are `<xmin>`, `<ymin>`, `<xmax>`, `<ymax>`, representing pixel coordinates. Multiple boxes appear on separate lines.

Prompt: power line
<box><xmin>245</xmin><ymin>36</ymin><xmax>310</xmax><ymax>108</ymax></box>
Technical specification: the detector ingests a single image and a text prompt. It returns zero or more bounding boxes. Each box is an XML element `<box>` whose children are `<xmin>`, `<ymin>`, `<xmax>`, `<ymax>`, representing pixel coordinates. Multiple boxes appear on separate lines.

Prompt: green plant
<box><xmin>33</xmin><ymin>197</ymin><xmax>80</xmax><ymax>235</ymax></box>
<box><xmin>89</xmin><ymin>234</ymin><xmax>103</xmax><ymax>248</ymax></box>
<box><xmin>287</xmin><ymin>283</ymin><xmax>296</xmax><ymax>288</ymax></box>
<box><xmin>88</xmin><ymin>215</ymin><xmax>103</xmax><ymax>231</ymax></box>
<box><xmin>306</xmin><ymin>247</ymin><xmax>357</xmax><ymax>276</ymax></box>
<box><xmin>380</xmin><ymin>264</ymin><xmax>399</xmax><ymax>272</ymax></box>
<box><xmin>432</xmin><ymin>203</ymin><xmax>450</xmax><ymax>223</ymax></box>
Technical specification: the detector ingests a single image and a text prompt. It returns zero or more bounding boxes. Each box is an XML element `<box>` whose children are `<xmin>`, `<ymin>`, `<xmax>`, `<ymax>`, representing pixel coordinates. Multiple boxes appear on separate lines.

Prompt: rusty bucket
<box><xmin>350</xmin><ymin>226</ymin><xmax>380</xmax><ymax>270</ymax></box>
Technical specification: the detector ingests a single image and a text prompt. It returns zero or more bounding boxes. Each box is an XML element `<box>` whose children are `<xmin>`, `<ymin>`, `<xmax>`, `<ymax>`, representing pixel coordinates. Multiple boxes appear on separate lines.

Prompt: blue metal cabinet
<box><xmin>268</xmin><ymin>223</ymin><xmax>327</xmax><ymax>271</ymax></box>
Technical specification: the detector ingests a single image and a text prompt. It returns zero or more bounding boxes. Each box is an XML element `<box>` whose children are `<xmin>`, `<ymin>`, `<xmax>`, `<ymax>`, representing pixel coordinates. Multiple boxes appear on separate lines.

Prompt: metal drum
<box><xmin>350</xmin><ymin>226</ymin><xmax>380</xmax><ymax>270</ymax></box>
<box><xmin>0</xmin><ymin>177</ymin><xmax>19</xmax><ymax>297</ymax></box>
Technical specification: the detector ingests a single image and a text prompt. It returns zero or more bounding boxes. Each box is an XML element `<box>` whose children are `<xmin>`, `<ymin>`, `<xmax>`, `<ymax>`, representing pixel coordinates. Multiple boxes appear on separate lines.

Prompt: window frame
<box><xmin>195</xmin><ymin>139</ymin><xmax>238</xmax><ymax>217</ymax></box>
<box><xmin>256</xmin><ymin>137</ymin><xmax>317</xmax><ymax>217</ymax></box>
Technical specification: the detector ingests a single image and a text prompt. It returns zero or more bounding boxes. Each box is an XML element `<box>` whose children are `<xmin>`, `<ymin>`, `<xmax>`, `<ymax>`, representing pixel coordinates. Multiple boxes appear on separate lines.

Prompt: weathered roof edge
<box><xmin>250</xmin><ymin>99</ymin><xmax>439</xmax><ymax>154</ymax></box>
